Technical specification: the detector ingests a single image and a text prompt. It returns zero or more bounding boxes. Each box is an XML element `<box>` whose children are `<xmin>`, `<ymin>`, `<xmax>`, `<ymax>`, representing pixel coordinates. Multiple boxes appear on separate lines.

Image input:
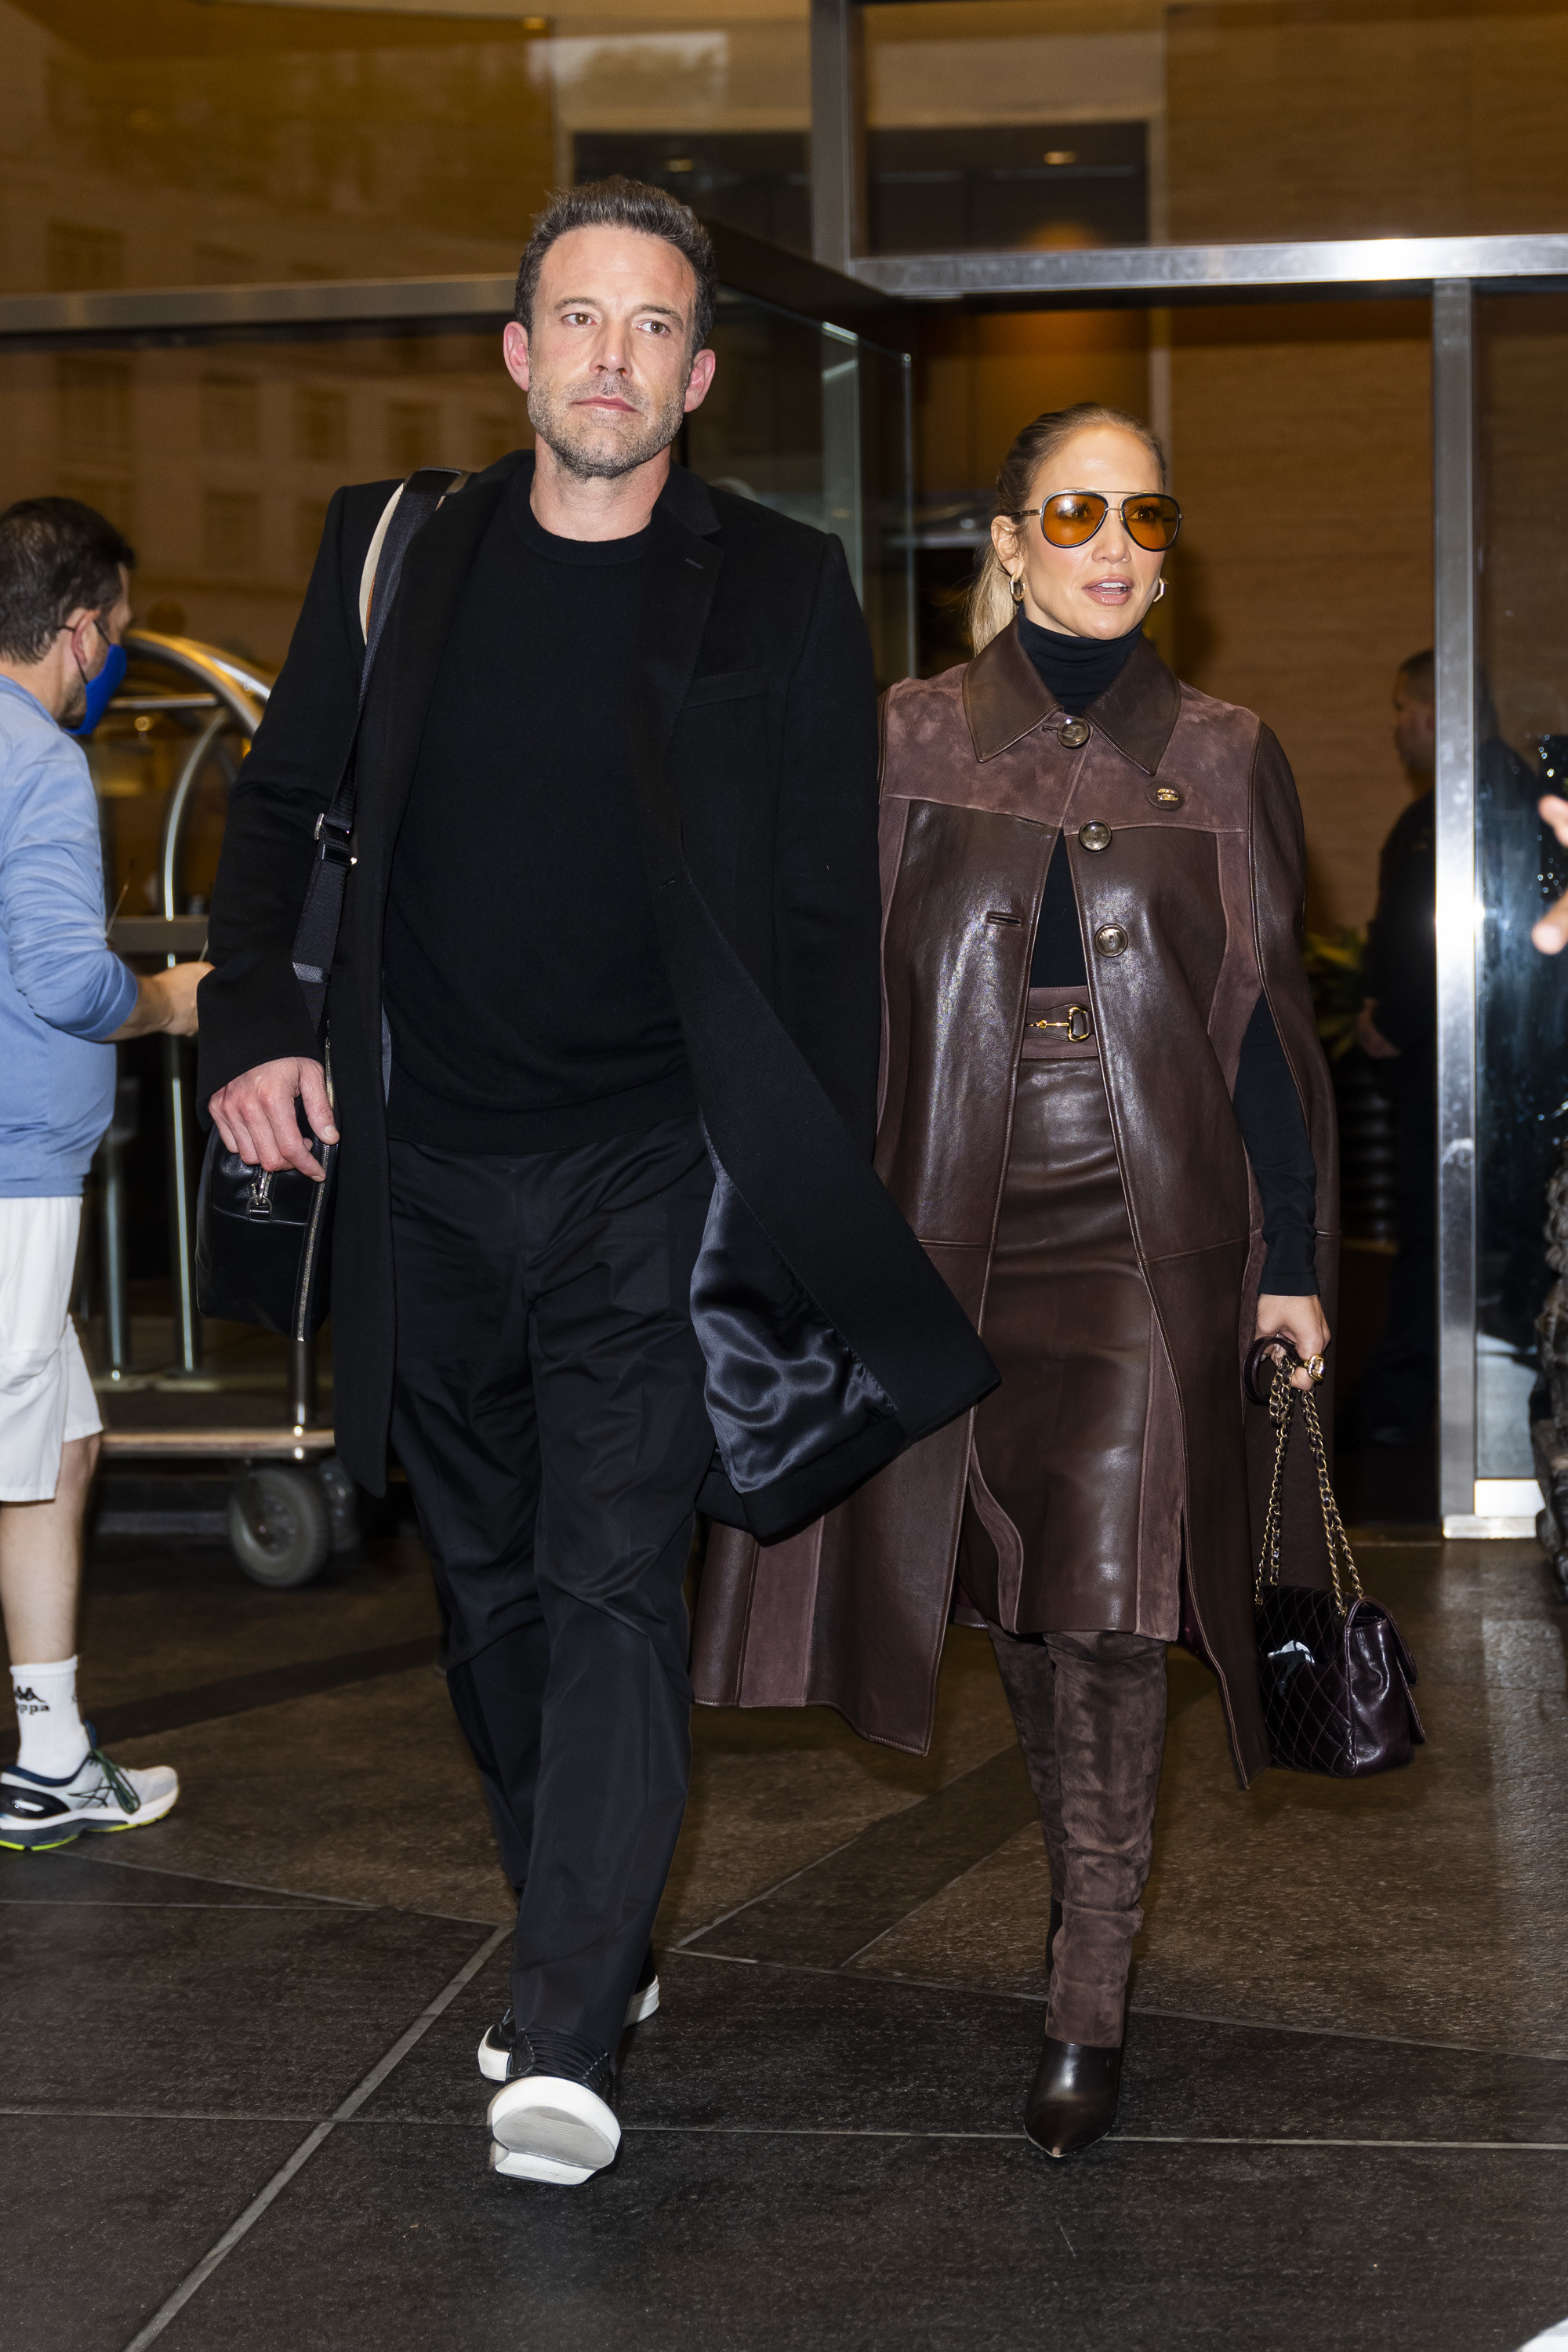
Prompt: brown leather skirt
<box><xmin>956</xmin><ymin>991</ymin><xmax>1182</xmax><ymax>1641</ymax></box>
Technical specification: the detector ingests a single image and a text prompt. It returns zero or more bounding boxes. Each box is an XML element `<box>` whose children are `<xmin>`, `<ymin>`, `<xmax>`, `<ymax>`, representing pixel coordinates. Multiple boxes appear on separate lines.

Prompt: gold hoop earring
<box><xmin>1010</xmin><ymin>575</ymin><xmax>1025</xmax><ymax>606</ymax></box>
<box><xmin>1153</xmin><ymin>579</ymin><xmax>1167</xmax><ymax>603</ymax></box>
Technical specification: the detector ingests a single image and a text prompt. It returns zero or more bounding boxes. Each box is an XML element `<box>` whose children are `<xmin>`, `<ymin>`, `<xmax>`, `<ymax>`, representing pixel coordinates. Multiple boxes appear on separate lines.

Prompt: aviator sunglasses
<box><xmin>1017</xmin><ymin>491</ymin><xmax>1183</xmax><ymax>552</ymax></box>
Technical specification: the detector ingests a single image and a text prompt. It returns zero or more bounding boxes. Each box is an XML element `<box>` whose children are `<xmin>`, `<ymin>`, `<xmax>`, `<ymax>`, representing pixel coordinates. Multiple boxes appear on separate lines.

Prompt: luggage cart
<box><xmin>97</xmin><ymin>1426</ymin><xmax>354</xmax><ymax>1589</ymax></box>
<box><xmin>87</xmin><ymin>633</ymin><xmax>354</xmax><ymax>1588</ymax></box>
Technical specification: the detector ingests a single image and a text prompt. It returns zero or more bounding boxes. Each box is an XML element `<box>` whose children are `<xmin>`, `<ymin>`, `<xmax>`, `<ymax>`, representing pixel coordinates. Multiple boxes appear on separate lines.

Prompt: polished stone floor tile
<box><xmin>1128</xmin><ymin>1542</ymin><xmax>1568</xmax><ymax>2058</ymax></box>
<box><xmin>89</xmin><ymin>1671</ymin><xmax>514</xmax><ymax>1922</ymax></box>
<box><xmin>688</xmin><ymin>1743</ymin><xmax>1038</xmax><ymax>1968</ymax></box>
<box><xmin>844</xmin><ymin>1815</ymin><xmax>1056</xmax><ymax>1998</ymax></box>
<box><xmin>0</xmin><ymin>1845</ymin><xmax>334</xmax><ymax>1909</ymax></box>
<box><xmin>9</xmin><ymin>1535</ymin><xmax>441</xmax><ymax>1721</ymax></box>
<box><xmin>173</xmin><ymin>2124</ymin><xmax>1568</xmax><ymax>2352</ymax></box>
<box><xmin>0</xmin><ymin>1893</ymin><xmax>485</xmax><ymax>2114</ymax></box>
<box><xmin>660</xmin><ymin>1628</ymin><xmax>1020</xmax><ymax>1949</ymax></box>
<box><xmin>7</xmin><ymin>2115</ymin><xmax>306</xmax><ymax>2352</ymax></box>
<box><xmin>361</xmin><ymin>1944</ymin><xmax>1568</xmax><ymax>2151</ymax></box>
<box><xmin>4</xmin><ymin>1496</ymin><xmax>1566</xmax><ymax>2350</ymax></box>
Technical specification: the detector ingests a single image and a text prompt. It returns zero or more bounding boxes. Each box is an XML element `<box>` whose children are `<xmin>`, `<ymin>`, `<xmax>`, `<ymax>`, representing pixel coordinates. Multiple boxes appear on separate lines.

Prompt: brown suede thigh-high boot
<box><xmin>1044</xmin><ymin>1628</ymin><xmax>1167</xmax><ymax>2045</ymax></box>
<box><xmin>1018</xmin><ymin>1628</ymin><xmax>1167</xmax><ymax>2157</ymax></box>
<box><xmin>988</xmin><ymin>1626</ymin><xmax>1065</xmax><ymax>1973</ymax></box>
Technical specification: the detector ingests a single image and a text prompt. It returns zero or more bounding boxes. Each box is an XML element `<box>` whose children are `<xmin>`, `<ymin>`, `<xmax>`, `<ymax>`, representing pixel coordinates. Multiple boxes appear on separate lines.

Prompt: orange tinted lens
<box><xmin>1040</xmin><ymin>494</ymin><xmax>1107</xmax><ymax>546</ymax></box>
<box><xmin>1123</xmin><ymin>496</ymin><xmax>1181</xmax><ymax>550</ymax></box>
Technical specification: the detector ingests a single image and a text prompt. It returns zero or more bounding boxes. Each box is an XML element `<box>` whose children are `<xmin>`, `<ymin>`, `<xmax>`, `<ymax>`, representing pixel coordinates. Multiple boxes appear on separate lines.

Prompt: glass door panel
<box><xmin>1472</xmin><ymin>292</ymin><xmax>1568</xmax><ymax>1480</ymax></box>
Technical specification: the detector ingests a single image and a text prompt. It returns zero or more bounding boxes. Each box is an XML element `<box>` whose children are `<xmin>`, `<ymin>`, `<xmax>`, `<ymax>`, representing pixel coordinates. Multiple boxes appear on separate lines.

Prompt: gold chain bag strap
<box><xmin>1247</xmin><ymin>1341</ymin><xmax>1425</xmax><ymax>1777</ymax></box>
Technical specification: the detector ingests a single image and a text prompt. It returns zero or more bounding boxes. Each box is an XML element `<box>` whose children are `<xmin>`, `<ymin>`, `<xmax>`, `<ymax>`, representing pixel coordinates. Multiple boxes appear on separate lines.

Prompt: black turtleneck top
<box><xmin>1017</xmin><ymin>615</ymin><xmax>1318</xmax><ymax>1297</ymax></box>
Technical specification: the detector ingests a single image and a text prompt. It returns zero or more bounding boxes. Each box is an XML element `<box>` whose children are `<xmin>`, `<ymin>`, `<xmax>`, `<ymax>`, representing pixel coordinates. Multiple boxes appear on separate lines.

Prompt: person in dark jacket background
<box><xmin>1346</xmin><ymin>650</ymin><xmax>1438</xmax><ymax>1446</ymax></box>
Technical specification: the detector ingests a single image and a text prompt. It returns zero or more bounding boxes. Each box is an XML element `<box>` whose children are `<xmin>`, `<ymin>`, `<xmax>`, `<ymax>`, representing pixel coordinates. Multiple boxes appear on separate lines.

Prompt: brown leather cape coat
<box><xmin>691</xmin><ymin>624</ymin><xmax>1339</xmax><ymax>1784</ymax></box>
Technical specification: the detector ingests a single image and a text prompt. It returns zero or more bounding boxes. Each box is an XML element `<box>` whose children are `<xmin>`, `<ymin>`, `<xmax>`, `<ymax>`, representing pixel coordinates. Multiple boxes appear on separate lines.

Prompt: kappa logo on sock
<box><xmin>12</xmin><ymin>1687</ymin><xmax>47</xmax><ymax>1714</ymax></box>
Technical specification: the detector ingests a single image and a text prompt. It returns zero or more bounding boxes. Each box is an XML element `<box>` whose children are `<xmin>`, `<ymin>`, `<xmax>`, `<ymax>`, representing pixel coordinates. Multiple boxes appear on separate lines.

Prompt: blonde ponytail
<box><xmin>966</xmin><ymin>402</ymin><xmax>1168</xmax><ymax>655</ymax></box>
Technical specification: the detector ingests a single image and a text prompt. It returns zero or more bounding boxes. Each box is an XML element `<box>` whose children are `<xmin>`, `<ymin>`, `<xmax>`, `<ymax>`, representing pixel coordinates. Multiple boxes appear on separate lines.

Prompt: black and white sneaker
<box><xmin>0</xmin><ymin>1740</ymin><xmax>179</xmax><ymax>1853</ymax></box>
<box><xmin>477</xmin><ymin>1947</ymin><xmax>658</xmax><ymax>2084</ymax></box>
<box><xmin>488</xmin><ymin>2031</ymin><xmax>619</xmax><ymax>2187</ymax></box>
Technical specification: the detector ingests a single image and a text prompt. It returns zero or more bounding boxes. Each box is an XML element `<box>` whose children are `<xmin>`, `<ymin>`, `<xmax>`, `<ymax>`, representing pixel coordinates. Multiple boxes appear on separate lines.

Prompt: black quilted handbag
<box><xmin>1247</xmin><ymin>1341</ymin><xmax>1425</xmax><ymax>1777</ymax></box>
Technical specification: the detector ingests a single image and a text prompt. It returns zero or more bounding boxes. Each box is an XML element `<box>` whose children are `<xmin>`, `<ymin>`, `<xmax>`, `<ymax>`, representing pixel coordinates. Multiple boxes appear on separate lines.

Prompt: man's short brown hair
<box><xmin>514</xmin><ymin>178</ymin><xmax>717</xmax><ymax>356</ymax></box>
<box><xmin>0</xmin><ymin>497</ymin><xmax>133</xmax><ymax>664</ymax></box>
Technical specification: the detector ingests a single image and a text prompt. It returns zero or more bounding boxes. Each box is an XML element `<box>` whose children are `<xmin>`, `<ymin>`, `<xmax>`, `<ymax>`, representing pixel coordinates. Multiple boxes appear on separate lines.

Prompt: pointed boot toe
<box><xmin>1024</xmin><ymin>2034</ymin><xmax>1123</xmax><ymax>2159</ymax></box>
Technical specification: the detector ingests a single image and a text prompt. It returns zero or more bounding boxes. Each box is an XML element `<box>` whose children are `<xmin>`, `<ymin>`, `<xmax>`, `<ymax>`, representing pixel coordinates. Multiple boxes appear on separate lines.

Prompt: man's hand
<box><xmin>1254</xmin><ymin>1294</ymin><xmax>1330</xmax><ymax>1393</ymax></box>
<box><xmin>1534</xmin><ymin>794</ymin><xmax>1568</xmax><ymax>954</ymax></box>
<box><xmin>1356</xmin><ymin>999</ymin><xmax>1400</xmax><ymax>1060</ymax></box>
<box><xmin>209</xmin><ymin>1057</ymin><xmax>338</xmax><ymax>1181</ymax></box>
<box><xmin>107</xmin><ymin>960</ymin><xmax>212</xmax><ymax>1042</ymax></box>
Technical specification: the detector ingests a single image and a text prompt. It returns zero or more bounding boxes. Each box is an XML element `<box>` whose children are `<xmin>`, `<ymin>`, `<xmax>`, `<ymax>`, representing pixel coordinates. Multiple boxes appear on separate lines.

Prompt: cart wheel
<box><xmin>316</xmin><ymin>1455</ymin><xmax>361</xmax><ymax>1553</ymax></box>
<box><xmin>227</xmin><ymin>1466</ymin><xmax>332</xmax><ymax>1589</ymax></box>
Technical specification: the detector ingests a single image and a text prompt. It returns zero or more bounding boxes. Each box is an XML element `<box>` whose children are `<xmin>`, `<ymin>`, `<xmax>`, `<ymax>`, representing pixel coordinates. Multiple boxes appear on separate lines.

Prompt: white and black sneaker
<box><xmin>478</xmin><ymin>1947</ymin><xmax>659</xmax><ymax>2085</ymax></box>
<box><xmin>488</xmin><ymin>2031</ymin><xmax>619</xmax><ymax>2187</ymax></box>
<box><xmin>0</xmin><ymin>1737</ymin><xmax>179</xmax><ymax>1853</ymax></box>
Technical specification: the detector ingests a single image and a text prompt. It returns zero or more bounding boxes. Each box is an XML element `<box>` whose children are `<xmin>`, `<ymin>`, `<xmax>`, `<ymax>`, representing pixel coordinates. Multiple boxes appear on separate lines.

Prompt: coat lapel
<box><xmin>357</xmin><ymin>452</ymin><xmax>520</xmax><ymax>896</ymax></box>
<box><xmin>633</xmin><ymin>482</ymin><xmax>723</xmax><ymax>786</ymax></box>
<box><xmin>962</xmin><ymin>617</ymin><xmax>1182</xmax><ymax>776</ymax></box>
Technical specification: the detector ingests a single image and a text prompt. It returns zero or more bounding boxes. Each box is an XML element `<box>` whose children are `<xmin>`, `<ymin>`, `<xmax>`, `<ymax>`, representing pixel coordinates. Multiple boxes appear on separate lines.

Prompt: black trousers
<box><xmin>388</xmin><ymin>1119</ymin><xmax>715</xmax><ymax>2056</ymax></box>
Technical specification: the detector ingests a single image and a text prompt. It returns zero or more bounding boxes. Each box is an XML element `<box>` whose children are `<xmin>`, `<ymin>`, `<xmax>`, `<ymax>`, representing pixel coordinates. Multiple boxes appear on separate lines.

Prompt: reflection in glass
<box><xmin>1475</xmin><ymin>295</ymin><xmax>1568</xmax><ymax>1474</ymax></box>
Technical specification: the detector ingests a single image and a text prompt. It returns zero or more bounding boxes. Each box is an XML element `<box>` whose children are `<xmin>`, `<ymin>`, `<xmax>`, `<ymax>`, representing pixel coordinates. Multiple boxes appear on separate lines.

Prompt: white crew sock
<box><xmin>10</xmin><ymin>1657</ymin><xmax>89</xmax><ymax>1780</ymax></box>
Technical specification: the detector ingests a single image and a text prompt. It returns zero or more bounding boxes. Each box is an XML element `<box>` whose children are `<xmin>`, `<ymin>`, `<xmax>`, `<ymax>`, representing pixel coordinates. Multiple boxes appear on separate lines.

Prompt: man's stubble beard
<box><xmin>527</xmin><ymin>374</ymin><xmax>688</xmax><ymax>482</ymax></box>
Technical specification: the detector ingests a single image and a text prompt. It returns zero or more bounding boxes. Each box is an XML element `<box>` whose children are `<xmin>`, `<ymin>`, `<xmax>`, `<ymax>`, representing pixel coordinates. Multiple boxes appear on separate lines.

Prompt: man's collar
<box><xmin>963</xmin><ymin>619</ymin><xmax>1182</xmax><ymax>775</ymax></box>
<box><xmin>484</xmin><ymin>447</ymin><xmax>719</xmax><ymax>539</ymax></box>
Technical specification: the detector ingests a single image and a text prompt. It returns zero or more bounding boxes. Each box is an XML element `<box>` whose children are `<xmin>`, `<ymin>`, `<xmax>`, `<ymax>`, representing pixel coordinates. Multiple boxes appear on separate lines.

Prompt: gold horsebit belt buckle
<box><xmin>1028</xmin><ymin>1004</ymin><xmax>1092</xmax><ymax>1040</ymax></box>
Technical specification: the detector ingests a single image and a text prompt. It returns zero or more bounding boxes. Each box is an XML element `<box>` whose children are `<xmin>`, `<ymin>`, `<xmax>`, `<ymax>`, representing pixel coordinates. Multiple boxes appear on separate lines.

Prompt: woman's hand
<box><xmin>1254</xmin><ymin>1294</ymin><xmax>1330</xmax><ymax>1392</ymax></box>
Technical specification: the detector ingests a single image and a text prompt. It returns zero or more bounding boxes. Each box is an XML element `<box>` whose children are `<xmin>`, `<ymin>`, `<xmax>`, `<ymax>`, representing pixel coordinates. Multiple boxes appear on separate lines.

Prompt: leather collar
<box><xmin>962</xmin><ymin>619</ymin><xmax>1182</xmax><ymax>776</ymax></box>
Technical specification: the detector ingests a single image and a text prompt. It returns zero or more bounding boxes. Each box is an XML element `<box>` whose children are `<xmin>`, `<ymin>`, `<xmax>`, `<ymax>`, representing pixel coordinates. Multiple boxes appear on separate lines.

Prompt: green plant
<box><xmin>1302</xmin><ymin>927</ymin><xmax>1365</xmax><ymax>1062</ymax></box>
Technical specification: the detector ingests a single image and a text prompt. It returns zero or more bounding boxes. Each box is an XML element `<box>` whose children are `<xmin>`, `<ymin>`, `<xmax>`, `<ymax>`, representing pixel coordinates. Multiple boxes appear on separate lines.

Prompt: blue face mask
<box><xmin>65</xmin><ymin>641</ymin><xmax>127</xmax><ymax>739</ymax></box>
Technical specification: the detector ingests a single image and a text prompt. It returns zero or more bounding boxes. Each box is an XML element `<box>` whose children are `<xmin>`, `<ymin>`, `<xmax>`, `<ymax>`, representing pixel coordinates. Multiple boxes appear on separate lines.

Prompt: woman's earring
<box><xmin>1153</xmin><ymin>579</ymin><xmax>1167</xmax><ymax>603</ymax></box>
<box><xmin>1010</xmin><ymin>574</ymin><xmax>1025</xmax><ymax>605</ymax></box>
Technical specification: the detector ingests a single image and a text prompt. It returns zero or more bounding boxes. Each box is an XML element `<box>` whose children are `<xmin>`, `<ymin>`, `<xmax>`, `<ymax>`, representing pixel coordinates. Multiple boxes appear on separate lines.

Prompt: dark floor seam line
<box><xmin>673</xmin><ymin>1833</ymin><xmax>869</xmax><ymax>1949</ymax></box>
<box><xmin>674</xmin><ymin>1742</ymin><xmax>1025</xmax><ymax>1953</ymax></box>
<box><xmin>835</xmin><ymin>1826</ymin><xmax>1035</xmax><ymax>1970</ymax></box>
<box><xmin>1127</xmin><ymin>2003</ymin><xmax>1568</xmax><ymax>2067</ymax></box>
<box><xmin>14</xmin><ymin>2110</ymin><xmax>1566</xmax><ymax>2154</ymax></box>
<box><xmin>59</xmin><ymin>1849</ymin><xmax>503</xmax><ymax>1933</ymax></box>
<box><xmin>0</xmin><ymin>2106</ymin><xmax>321</xmax><ymax>2124</ymax></box>
<box><xmin>116</xmin><ymin>1922</ymin><xmax>509</xmax><ymax>2352</ymax></box>
<box><xmin>76</xmin><ymin>1851</ymin><xmax>378</xmax><ymax>1910</ymax></box>
<box><xmin>613</xmin><ymin>2127</ymin><xmax>1568</xmax><ymax>2151</ymax></box>
<box><xmin>670</xmin><ymin>1949</ymin><xmax>1568</xmax><ymax>2063</ymax></box>
<box><xmin>0</xmin><ymin>1899</ymin><xmax>335</xmax><ymax>1911</ymax></box>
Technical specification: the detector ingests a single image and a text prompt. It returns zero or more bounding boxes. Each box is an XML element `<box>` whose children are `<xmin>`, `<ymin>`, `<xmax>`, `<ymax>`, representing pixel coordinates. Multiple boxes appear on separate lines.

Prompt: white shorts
<box><xmin>0</xmin><ymin>1197</ymin><xmax>102</xmax><ymax>1502</ymax></box>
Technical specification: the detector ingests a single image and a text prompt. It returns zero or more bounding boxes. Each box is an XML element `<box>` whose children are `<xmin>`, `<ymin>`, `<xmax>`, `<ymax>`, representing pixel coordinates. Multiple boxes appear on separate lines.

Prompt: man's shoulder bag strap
<box><xmin>290</xmin><ymin>465</ymin><xmax>469</xmax><ymax>1030</ymax></box>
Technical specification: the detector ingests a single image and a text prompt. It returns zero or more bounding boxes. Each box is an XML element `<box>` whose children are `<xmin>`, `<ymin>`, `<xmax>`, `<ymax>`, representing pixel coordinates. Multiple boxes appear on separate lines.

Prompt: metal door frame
<box><xmin>5</xmin><ymin>231</ymin><xmax>1565</xmax><ymax>1534</ymax></box>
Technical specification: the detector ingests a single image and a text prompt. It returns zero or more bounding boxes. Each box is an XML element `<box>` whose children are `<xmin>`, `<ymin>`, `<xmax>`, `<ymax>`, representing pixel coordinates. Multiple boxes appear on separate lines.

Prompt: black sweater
<box><xmin>1018</xmin><ymin>615</ymin><xmax>1318</xmax><ymax>1295</ymax></box>
<box><xmin>383</xmin><ymin>473</ymin><xmax>694</xmax><ymax>1152</ymax></box>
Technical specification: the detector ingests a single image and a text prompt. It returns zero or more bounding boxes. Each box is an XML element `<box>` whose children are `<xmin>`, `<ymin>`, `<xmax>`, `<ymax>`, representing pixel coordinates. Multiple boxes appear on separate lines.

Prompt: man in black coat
<box><xmin>198</xmin><ymin>180</ymin><xmax>989</xmax><ymax>2189</ymax></box>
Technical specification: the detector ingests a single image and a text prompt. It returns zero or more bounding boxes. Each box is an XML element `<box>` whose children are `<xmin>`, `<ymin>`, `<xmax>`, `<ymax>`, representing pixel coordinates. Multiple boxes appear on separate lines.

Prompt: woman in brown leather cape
<box><xmin>692</xmin><ymin>404</ymin><xmax>1338</xmax><ymax>2158</ymax></box>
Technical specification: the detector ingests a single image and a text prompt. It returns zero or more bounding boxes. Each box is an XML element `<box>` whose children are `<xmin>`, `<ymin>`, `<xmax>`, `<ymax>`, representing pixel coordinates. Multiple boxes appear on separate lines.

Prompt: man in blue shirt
<box><xmin>0</xmin><ymin>498</ymin><xmax>206</xmax><ymax>1851</ymax></box>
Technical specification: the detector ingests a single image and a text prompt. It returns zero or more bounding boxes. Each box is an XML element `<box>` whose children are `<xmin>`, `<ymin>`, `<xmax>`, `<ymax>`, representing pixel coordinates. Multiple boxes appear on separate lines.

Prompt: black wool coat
<box><xmin>198</xmin><ymin>451</ymin><xmax>993</xmax><ymax>1515</ymax></box>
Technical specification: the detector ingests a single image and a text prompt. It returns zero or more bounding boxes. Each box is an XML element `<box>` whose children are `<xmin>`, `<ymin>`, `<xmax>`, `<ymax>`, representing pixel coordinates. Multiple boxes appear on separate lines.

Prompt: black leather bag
<box><xmin>194</xmin><ymin>1080</ymin><xmax>336</xmax><ymax>1339</ymax></box>
<box><xmin>194</xmin><ymin>467</ymin><xmax>466</xmax><ymax>1339</ymax></box>
<box><xmin>1246</xmin><ymin>1338</ymin><xmax>1425</xmax><ymax>1777</ymax></box>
